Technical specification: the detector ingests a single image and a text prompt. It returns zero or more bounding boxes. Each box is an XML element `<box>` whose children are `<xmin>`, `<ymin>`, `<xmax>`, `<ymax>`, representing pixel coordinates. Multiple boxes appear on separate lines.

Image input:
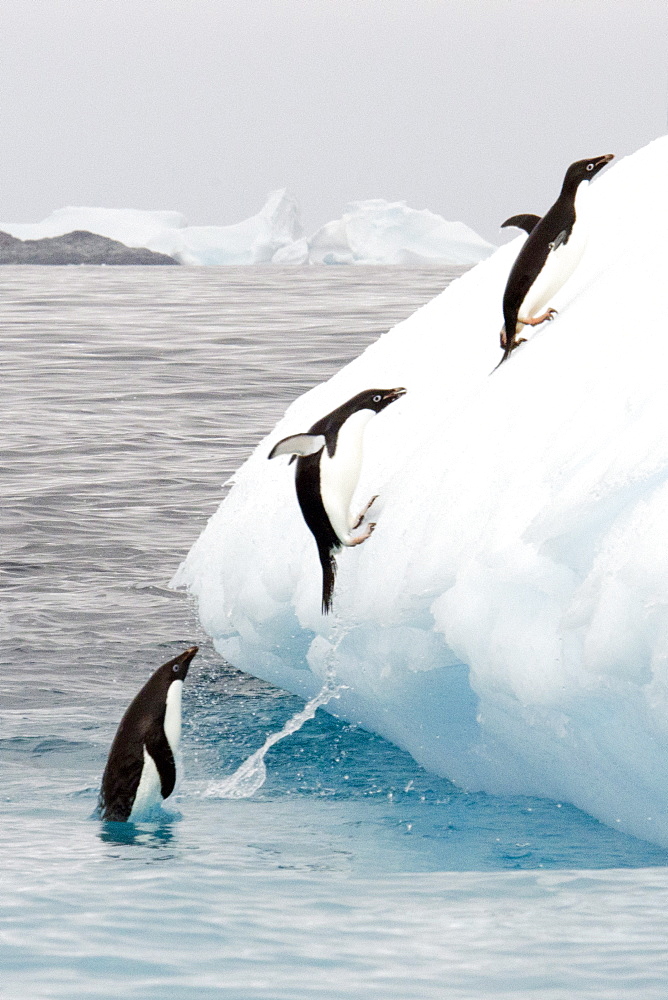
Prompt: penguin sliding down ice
<box><xmin>268</xmin><ymin>387</ymin><xmax>406</xmax><ymax>613</ymax></box>
<box><xmin>497</xmin><ymin>153</ymin><xmax>614</xmax><ymax>367</ymax></box>
<box><xmin>98</xmin><ymin>646</ymin><xmax>198</xmax><ymax>822</ymax></box>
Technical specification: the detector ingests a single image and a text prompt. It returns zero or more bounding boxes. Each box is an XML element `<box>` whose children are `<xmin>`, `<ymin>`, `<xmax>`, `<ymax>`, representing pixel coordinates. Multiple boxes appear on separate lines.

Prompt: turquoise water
<box><xmin>3</xmin><ymin>266</ymin><xmax>668</xmax><ymax>998</ymax></box>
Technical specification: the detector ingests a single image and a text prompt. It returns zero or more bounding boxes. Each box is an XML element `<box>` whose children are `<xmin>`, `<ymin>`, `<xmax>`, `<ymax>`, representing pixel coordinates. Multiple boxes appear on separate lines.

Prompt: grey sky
<box><xmin>0</xmin><ymin>0</ymin><xmax>665</xmax><ymax>242</ymax></box>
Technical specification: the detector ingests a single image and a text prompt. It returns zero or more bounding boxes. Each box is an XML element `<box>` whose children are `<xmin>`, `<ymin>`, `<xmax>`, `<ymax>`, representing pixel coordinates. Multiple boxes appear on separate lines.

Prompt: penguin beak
<box><xmin>385</xmin><ymin>387</ymin><xmax>407</xmax><ymax>403</ymax></box>
<box><xmin>594</xmin><ymin>154</ymin><xmax>614</xmax><ymax>171</ymax></box>
<box><xmin>173</xmin><ymin>646</ymin><xmax>199</xmax><ymax>678</ymax></box>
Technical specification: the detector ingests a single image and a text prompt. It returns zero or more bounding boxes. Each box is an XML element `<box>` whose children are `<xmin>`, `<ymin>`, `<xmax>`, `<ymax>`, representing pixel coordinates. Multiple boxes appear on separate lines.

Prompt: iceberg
<box><xmin>173</xmin><ymin>135</ymin><xmax>668</xmax><ymax>847</ymax></box>
<box><xmin>1</xmin><ymin>206</ymin><xmax>187</xmax><ymax>249</ymax></box>
<box><xmin>1</xmin><ymin>192</ymin><xmax>492</xmax><ymax>267</ymax></box>
<box><xmin>0</xmin><ymin>190</ymin><xmax>301</xmax><ymax>266</ymax></box>
<box><xmin>272</xmin><ymin>198</ymin><xmax>495</xmax><ymax>265</ymax></box>
<box><xmin>145</xmin><ymin>189</ymin><xmax>302</xmax><ymax>265</ymax></box>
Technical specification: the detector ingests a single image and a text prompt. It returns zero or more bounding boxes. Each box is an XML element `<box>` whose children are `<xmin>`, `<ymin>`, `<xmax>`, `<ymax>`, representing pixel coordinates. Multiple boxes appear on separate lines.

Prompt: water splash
<box><xmin>204</xmin><ymin>679</ymin><xmax>344</xmax><ymax>799</ymax></box>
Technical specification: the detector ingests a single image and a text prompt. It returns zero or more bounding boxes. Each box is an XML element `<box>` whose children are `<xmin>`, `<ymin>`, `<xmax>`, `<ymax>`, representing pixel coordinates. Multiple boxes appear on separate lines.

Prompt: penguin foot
<box><xmin>348</xmin><ymin>522</ymin><xmax>376</xmax><ymax>546</ymax></box>
<box><xmin>517</xmin><ymin>308</ymin><xmax>557</xmax><ymax>327</ymax></box>
<box><xmin>352</xmin><ymin>495</ymin><xmax>378</xmax><ymax>530</ymax></box>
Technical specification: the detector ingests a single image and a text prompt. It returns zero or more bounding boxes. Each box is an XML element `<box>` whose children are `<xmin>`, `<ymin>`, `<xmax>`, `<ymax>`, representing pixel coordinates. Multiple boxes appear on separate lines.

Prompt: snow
<box><xmin>0</xmin><ymin>192</ymin><xmax>492</xmax><ymax>266</ymax></box>
<box><xmin>273</xmin><ymin>199</ymin><xmax>494</xmax><ymax>265</ymax></box>
<box><xmin>179</xmin><ymin>135</ymin><xmax>668</xmax><ymax>846</ymax></box>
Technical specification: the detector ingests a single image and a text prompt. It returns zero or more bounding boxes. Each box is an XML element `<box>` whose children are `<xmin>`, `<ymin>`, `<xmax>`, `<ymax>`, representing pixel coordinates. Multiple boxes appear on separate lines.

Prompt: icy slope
<box><xmin>173</xmin><ymin>137</ymin><xmax>668</xmax><ymax>846</ymax></box>
<box><xmin>272</xmin><ymin>199</ymin><xmax>494</xmax><ymax>265</ymax></box>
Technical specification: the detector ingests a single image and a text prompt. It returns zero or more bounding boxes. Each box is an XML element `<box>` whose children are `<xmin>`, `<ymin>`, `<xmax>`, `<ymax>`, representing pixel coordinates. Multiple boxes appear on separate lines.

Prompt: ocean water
<box><xmin>3</xmin><ymin>264</ymin><xmax>668</xmax><ymax>999</ymax></box>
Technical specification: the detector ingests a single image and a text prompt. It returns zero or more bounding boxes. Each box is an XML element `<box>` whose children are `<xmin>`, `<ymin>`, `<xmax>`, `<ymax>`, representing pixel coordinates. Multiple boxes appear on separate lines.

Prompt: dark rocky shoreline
<box><xmin>0</xmin><ymin>229</ymin><xmax>178</xmax><ymax>265</ymax></box>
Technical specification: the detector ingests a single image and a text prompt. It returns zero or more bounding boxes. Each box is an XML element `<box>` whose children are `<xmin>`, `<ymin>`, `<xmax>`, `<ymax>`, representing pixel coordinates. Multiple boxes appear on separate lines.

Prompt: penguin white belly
<box><xmin>522</xmin><ymin>181</ymin><xmax>590</xmax><ymax>320</ymax></box>
<box><xmin>163</xmin><ymin>679</ymin><xmax>183</xmax><ymax>753</ymax></box>
<box><xmin>128</xmin><ymin>680</ymin><xmax>183</xmax><ymax>820</ymax></box>
<box><xmin>320</xmin><ymin>410</ymin><xmax>373</xmax><ymax>544</ymax></box>
<box><xmin>521</xmin><ymin>225</ymin><xmax>587</xmax><ymax>319</ymax></box>
<box><xmin>129</xmin><ymin>748</ymin><xmax>162</xmax><ymax>819</ymax></box>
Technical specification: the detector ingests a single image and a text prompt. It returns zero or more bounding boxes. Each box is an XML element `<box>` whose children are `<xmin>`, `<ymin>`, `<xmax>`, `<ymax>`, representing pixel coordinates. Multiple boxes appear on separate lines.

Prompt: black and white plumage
<box><xmin>268</xmin><ymin>387</ymin><xmax>406</xmax><ymax>613</ymax></box>
<box><xmin>98</xmin><ymin>646</ymin><xmax>198</xmax><ymax>822</ymax></box>
<box><xmin>497</xmin><ymin>154</ymin><xmax>614</xmax><ymax>366</ymax></box>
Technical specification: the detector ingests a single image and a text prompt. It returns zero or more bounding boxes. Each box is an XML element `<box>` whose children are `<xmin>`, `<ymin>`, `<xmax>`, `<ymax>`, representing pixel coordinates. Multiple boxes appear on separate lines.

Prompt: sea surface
<box><xmin>3</xmin><ymin>265</ymin><xmax>668</xmax><ymax>999</ymax></box>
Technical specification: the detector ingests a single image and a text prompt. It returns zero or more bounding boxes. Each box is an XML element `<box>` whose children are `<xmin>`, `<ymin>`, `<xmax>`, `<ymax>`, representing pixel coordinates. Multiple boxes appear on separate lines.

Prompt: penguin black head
<box><xmin>157</xmin><ymin>646</ymin><xmax>198</xmax><ymax>687</ymax></box>
<box><xmin>344</xmin><ymin>386</ymin><xmax>407</xmax><ymax>416</ymax></box>
<box><xmin>562</xmin><ymin>153</ymin><xmax>614</xmax><ymax>191</ymax></box>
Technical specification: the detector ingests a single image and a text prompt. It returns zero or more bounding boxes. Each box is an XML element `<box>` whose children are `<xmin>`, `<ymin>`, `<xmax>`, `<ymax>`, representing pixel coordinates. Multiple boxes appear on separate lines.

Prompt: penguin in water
<box><xmin>98</xmin><ymin>646</ymin><xmax>198</xmax><ymax>822</ymax></box>
<box><xmin>268</xmin><ymin>387</ymin><xmax>406</xmax><ymax>613</ymax></box>
<box><xmin>497</xmin><ymin>153</ymin><xmax>614</xmax><ymax>367</ymax></box>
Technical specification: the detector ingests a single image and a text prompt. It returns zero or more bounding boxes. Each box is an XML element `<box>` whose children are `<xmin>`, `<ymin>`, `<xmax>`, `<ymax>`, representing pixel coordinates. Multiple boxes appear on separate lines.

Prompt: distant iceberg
<box><xmin>0</xmin><ymin>191</ymin><xmax>301</xmax><ymax>267</ymax></box>
<box><xmin>0</xmin><ymin>191</ymin><xmax>492</xmax><ymax>266</ymax></box>
<box><xmin>273</xmin><ymin>199</ymin><xmax>495</xmax><ymax>265</ymax></box>
<box><xmin>145</xmin><ymin>189</ymin><xmax>302</xmax><ymax>265</ymax></box>
<box><xmin>1</xmin><ymin>206</ymin><xmax>187</xmax><ymax>250</ymax></box>
<box><xmin>173</xmin><ymin>136</ymin><xmax>668</xmax><ymax>847</ymax></box>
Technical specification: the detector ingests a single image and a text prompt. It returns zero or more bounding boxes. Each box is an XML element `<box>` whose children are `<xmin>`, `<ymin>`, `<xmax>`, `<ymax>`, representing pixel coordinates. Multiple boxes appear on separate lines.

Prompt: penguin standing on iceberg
<box><xmin>268</xmin><ymin>387</ymin><xmax>406</xmax><ymax>613</ymax></box>
<box><xmin>497</xmin><ymin>153</ymin><xmax>614</xmax><ymax>366</ymax></box>
<box><xmin>98</xmin><ymin>646</ymin><xmax>198</xmax><ymax>822</ymax></box>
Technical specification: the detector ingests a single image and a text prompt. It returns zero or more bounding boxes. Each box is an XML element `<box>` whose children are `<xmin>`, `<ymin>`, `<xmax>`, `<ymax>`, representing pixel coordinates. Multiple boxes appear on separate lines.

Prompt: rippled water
<box><xmin>3</xmin><ymin>265</ymin><xmax>668</xmax><ymax>999</ymax></box>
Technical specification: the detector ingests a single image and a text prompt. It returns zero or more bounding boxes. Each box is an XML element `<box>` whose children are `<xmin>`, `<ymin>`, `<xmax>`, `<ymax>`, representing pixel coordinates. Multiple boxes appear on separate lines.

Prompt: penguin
<box><xmin>497</xmin><ymin>153</ymin><xmax>614</xmax><ymax>366</ymax></box>
<box><xmin>98</xmin><ymin>646</ymin><xmax>198</xmax><ymax>822</ymax></box>
<box><xmin>501</xmin><ymin>213</ymin><xmax>541</xmax><ymax>235</ymax></box>
<box><xmin>268</xmin><ymin>387</ymin><xmax>406</xmax><ymax>613</ymax></box>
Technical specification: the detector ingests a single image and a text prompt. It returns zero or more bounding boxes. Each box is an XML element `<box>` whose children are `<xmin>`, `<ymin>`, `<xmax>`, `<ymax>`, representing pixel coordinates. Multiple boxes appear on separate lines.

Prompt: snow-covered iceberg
<box><xmin>145</xmin><ymin>189</ymin><xmax>302</xmax><ymax>265</ymax></box>
<box><xmin>1</xmin><ymin>206</ymin><xmax>187</xmax><ymax>250</ymax></box>
<box><xmin>272</xmin><ymin>198</ymin><xmax>494</xmax><ymax>265</ymax></box>
<box><xmin>174</xmin><ymin>136</ymin><xmax>668</xmax><ymax>846</ymax></box>
<box><xmin>0</xmin><ymin>190</ymin><xmax>302</xmax><ymax>266</ymax></box>
<box><xmin>1</xmin><ymin>193</ymin><xmax>492</xmax><ymax>267</ymax></box>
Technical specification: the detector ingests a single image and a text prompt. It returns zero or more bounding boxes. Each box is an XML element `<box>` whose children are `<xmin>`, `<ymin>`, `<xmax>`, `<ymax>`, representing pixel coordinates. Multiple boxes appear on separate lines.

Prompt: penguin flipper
<box><xmin>145</xmin><ymin>722</ymin><xmax>177</xmax><ymax>799</ymax></box>
<box><xmin>501</xmin><ymin>213</ymin><xmax>541</xmax><ymax>235</ymax></box>
<box><xmin>549</xmin><ymin>229</ymin><xmax>568</xmax><ymax>251</ymax></box>
<box><xmin>268</xmin><ymin>433</ymin><xmax>326</xmax><ymax>460</ymax></box>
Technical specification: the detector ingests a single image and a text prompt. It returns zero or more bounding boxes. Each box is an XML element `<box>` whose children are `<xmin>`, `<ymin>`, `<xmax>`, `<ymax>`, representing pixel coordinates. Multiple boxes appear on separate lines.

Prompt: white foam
<box><xmin>204</xmin><ymin>680</ymin><xmax>343</xmax><ymax>799</ymax></box>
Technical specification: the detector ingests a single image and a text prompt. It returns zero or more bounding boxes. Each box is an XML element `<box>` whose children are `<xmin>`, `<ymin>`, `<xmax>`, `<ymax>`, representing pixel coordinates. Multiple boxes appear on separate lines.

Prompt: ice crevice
<box><xmin>172</xmin><ymin>137</ymin><xmax>668</xmax><ymax>847</ymax></box>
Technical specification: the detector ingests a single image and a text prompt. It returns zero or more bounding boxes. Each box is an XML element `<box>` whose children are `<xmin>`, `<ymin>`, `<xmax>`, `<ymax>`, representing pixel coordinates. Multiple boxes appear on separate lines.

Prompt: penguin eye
<box><xmin>586</xmin><ymin>163</ymin><xmax>594</xmax><ymax>171</ymax></box>
<box><xmin>173</xmin><ymin>664</ymin><xmax>180</xmax><ymax>672</ymax></box>
<box><xmin>372</xmin><ymin>394</ymin><xmax>382</xmax><ymax>403</ymax></box>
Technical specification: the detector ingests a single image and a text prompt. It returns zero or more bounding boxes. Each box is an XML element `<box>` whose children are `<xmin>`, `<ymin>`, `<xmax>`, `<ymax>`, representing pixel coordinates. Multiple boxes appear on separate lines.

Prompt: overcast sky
<box><xmin>0</xmin><ymin>0</ymin><xmax>665</xmax><ymax>241</ymax></box>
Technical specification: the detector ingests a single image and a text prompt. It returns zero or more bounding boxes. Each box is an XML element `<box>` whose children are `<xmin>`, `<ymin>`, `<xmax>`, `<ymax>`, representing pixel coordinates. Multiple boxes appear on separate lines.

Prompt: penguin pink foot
<box><xmin>352</xmin><ymin>494</ymin><xmax>378</xmax><ymax>530</ymax></box>
<box><xmin>348</xmin><ymin>522</ymin><xmax>376</xmax><ymax>546</ymax></box>
<box><xmin>517</xmin><ymin>308</ymin><xmax>558</xmax><ymax>327</ymax></box>
<box><xmin>500</xmin><ymin>329</ymin><xmax>526</xmax><ymax>351</ymax></box>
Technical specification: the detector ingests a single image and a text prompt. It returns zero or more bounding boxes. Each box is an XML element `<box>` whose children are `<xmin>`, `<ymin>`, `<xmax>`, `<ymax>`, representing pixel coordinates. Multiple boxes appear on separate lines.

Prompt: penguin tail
<box><xmin>491</xmin><ymin>344</ymin><xmax>513</xmax><ymax>373</ymax></box>
<box><xmin>318</xmin><ymin>544</ymin><xmax>338</xmax><ymax>615</ymax></box>
<box><xmin>491</xmin><ymin>326</ymin><xmax>513</xmax><ymax>372</ymax></box>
